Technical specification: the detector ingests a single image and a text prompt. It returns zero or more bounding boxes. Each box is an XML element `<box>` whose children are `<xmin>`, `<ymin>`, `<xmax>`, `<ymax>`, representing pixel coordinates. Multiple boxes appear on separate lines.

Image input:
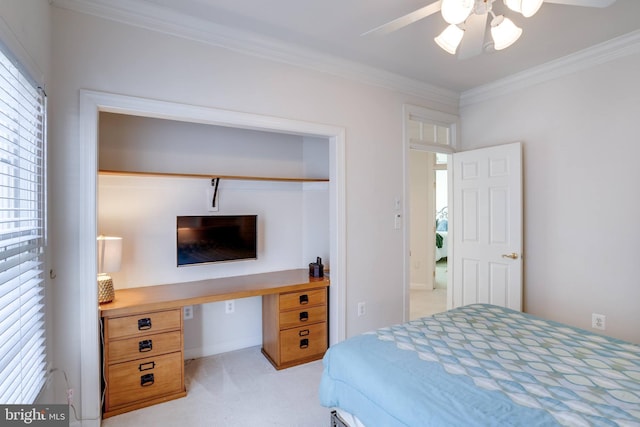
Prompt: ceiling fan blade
<box><xmin>456</xmin><ymin>13</ymin><xmax>487</xmax><ymax>60</ymax></box>
<box><xmin>361</xmin><ymin>1</ymin><xmax>442</xmax><ymax>36</ymax></box>
<box><xmin>543</xmin><ymin>0</ymin><xmax>615</xmax><ymax>7</ymax></box>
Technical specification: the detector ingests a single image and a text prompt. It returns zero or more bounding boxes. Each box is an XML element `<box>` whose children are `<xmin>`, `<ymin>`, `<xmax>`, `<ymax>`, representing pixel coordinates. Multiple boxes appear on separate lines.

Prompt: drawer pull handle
<box><xmin>299</xmin><ymin>329</ymin><xmax>310</xmax><ymax>337</ymax></box>
<box><xmin>140</xmin><ymin>373</ymin><xmax>155</xmax><ymax>387</ymax></box>
<box><xmin>139</xmin><ymin>361</ymin><xmax>156</xmax><ymax>372</ymax></box>
<box><xmin>138</xmin><ymin>318</ymin><xmax>152</xmax><ymax>330</ymax></box>
<box><xmin>299</xmin><ymin>294</ymin><xmax>309</xmax><ymax>305</ymax></box>
<box><xmin>300</xmin><ymin>338</ymin><xmax>309</xmax><ymax>349</ymax></box>
<box><xmin>139</xmin><ymin>340</ymin><xmax>153</xmax><ymax>352</ymax></box>
<box><xmin>299</xmin><ymin>311</ymin><xmax>309</xmax><ymax>322</ymax></box>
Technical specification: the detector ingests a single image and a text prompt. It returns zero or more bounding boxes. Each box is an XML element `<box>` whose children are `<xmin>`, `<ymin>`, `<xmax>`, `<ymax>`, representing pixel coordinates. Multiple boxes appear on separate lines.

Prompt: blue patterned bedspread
<box><xmin>319</xmin><ymin>304</ymin><xmax>640</xmax><ymax>426</ymax></box>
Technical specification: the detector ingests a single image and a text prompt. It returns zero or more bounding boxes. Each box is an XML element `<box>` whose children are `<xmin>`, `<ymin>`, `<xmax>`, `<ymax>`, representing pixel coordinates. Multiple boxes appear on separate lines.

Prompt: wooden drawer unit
<box><xmin>262</xmin><ymin>286</ymin><xmax>328</xmax><ymax>369</ymax></box>
<box><xmin>102</xmin><ymin>308</ymin><xmax>186</xmax><ymax>418</ymax></box>
<box><xmin>279</xmin><ymin>288</ymin><xmax>326</xmax><ymax>310</ymax></box>
<box><xmin>280</xmin><ymin>323</ymin><xmax>327</xmax><ymax>364</ymax></box>
<box><xmin>107</xmin><ymin>352</ymin><xmax>184</xmax><ymax>408</ymax></box>
<box><xmin>279</xmin><ymin>305</ymin><xmax>327</xmax><ymax>329</ymax></box>
<box><xmin>106</xmin><ymin>309</ymin><xmax>182</xmax><ymax>339</ymax></box>
<box><xmin>107</xmin><ymin>330</ymin><xmax>182</xmax><ymax>364</ymax></box>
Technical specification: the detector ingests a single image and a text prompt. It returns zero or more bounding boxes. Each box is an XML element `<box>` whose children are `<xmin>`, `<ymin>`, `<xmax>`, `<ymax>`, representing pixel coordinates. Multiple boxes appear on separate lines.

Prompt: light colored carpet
<box><xmin>410</xmin><ymin>259</ymin><xmax>447</xmax><ymax>320</ymax></box>
<box><xmin>102</xmin><ymin>346</ymin><xmax>329</xmax><ymax>426</ymax></box>
<box><xmin>410</xmin><ymin>288</ymin><xmax>447</xmax><ymax>320</ymax></box>
<box><xmin>434</xmin><ymin>258</ymin><xmax>447</xmax><ymax>290</ymax></box>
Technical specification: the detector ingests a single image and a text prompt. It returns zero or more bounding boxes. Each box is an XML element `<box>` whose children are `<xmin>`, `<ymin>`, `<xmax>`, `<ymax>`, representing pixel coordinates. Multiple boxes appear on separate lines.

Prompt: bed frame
<box><xmin>330</xmin><ymin>410</ymin><xmax>349</xmax><ymax>427</ymax></box>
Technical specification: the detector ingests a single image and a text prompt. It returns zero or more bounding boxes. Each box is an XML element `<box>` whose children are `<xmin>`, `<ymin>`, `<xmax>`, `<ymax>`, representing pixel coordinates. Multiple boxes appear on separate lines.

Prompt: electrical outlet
<box><xmin>225</xmin><ymin>300</ymin><xmax>235</xmax><ymax>314</ymax></box>
<box><xmin>183</xmin><ymin>305</ymin><xmax>193</xmax><ymax>320</ymax></box>
<box><xmin>67</xmin><ymin>388</ymin><xmax>74</xmax><ymax>405</ymax></box>
<box><xmin>592</xmin><ymin>313</ymin><xmax>606</xmax><ymax>330</ymax></box>
<box><xmin>357</xmin><ymin>302</ymin><xmax>366</xmax><ymax>317</ymax></box>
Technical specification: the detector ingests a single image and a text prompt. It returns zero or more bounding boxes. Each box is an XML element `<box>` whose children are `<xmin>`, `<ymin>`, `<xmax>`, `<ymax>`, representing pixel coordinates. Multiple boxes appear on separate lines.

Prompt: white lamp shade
<box><xmin>97</xmin><ymin>236</ymin><xmax>123</xmax><ymax>274</ymax></box>
<box><xmin>504</xmin><ymin>0</ymin><xmax>544</xmax><ymax>18</ymax></box>
<box><xmin>435</xmin><ymin>25</ymin><xmax>465</xmax><ymax>55</ymax></box>
<box><xmin>491</xmin><ymin>15</ymin><xmax>523</xmax><ymax>50</ymax></box>
<box><xmin>441</xmin><ymin>0</ymin><xmax>474</xmax><ymax>25</ymax></box>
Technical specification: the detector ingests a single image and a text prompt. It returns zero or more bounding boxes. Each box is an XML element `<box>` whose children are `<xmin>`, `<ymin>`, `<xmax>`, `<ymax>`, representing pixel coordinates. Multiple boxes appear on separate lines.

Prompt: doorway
<box><xmin>409</xmin><ymin>150</ymin><xmax>449</xmax><ymax>319</ymax></box>
<box><xmin>403</xmin><ymin>104</ymin><xmax>458</xmax><ymax>321</ymax></box>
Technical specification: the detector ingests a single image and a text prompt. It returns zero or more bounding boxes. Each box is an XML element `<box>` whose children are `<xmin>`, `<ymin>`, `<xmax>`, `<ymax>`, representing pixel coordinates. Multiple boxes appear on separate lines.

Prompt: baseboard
<box><xmin>184</xmin><ymin>335</ymin><xmax>262</xmax><ymax>360</ymax></box>
<box><xmin>410</xmin><ymin>282</ymin><xmax>431</xmax><ymax>290</ymax></box>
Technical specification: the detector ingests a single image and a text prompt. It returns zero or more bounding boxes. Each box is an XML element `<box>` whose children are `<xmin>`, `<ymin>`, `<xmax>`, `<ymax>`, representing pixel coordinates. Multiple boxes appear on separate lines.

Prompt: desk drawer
<box><xmin>279</xmin><ymin>305</ymin><xmax>326</xmax><ymax>330</ymax></box>
<box><xmin>106</xmin><ymin>309</ymin><xmax>182</xmax><ymax>340</ymax></box>
<box><xmin>280</xmin><ymin>323</ymin><xmax>327</xmax><ymax>364</ymax></box>
<box><xmin>279</xmin><ymin>288</ymin><xmax>326</xmax><ymax>311</ymax></box>
<box><xmin>108</xmin><ymin>331</ymin><xmax>182</xmax><ymax>364</ymax></box>
<box><xmin>107</xmin><ymin>352</ymin><xmax>183</xmax><ymax>409</ymax></box>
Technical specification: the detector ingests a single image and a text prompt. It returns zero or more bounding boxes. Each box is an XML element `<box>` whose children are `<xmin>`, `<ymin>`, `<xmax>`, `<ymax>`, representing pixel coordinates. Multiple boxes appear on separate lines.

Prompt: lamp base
<box><xmin>98</xmin><ymin>275</ymin><xmax>115</xmax><ymax>304</ymax></box>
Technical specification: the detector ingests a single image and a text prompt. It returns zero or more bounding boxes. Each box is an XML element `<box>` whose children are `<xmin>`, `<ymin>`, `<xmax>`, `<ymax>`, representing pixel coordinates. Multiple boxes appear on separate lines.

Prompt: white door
<box><xmin>451</xmin><ymin>142</ymin><xmax>523</xmax><ymax>311</ymax></box>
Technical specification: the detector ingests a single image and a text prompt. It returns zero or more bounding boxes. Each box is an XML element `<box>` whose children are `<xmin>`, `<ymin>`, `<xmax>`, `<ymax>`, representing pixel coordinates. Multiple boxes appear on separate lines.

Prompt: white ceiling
<box><xmin>59</xmin><ymin>0</ymin><xmax>640</xmax><ymax>93</ymax></box>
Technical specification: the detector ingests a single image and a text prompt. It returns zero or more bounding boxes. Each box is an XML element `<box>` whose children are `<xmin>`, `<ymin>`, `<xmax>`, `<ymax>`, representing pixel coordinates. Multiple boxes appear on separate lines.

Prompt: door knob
<box><xmin>501</xmin><ymin>253</ymin><xmax>519</xmax><ymax>259</ymax></box>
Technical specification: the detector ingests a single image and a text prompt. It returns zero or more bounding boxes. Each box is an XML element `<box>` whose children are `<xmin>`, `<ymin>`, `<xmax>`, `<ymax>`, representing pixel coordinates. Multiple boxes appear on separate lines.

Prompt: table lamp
<box><xmin>97</xmin><ymin>235</ymin><xmax>122</xmax><ymax>304</ymax></box>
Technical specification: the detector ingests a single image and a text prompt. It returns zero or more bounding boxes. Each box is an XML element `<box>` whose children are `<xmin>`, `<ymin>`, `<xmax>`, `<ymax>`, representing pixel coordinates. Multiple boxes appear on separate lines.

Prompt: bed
<box><xmin>320</xmin><ymin>304</ymin><xmax>640</xmax><ymax>427</ymax></box>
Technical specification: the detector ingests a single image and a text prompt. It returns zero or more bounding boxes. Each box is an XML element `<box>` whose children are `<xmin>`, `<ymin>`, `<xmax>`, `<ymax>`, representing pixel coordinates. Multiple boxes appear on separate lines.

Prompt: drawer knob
<box><xmin>140</xmin><ymin>373</ymin><xmax>155</xmax><ymax>387</ymax></box>
<box><xmin>299</xmin><ymin>338</ymin><xmax>309</xmax><ymax>349</ymax></box>
<box><xmin>138</xmin><ymin>318</ymin><xmax>152</xmax><ymax>330</ymax></box>
<box><xmin>299</xmin><ymin>329</ymin><xmax>310</xmax><ymax>337</ymax></box>
<box><xmin>139</xmin><ymin>361</ymin><xmax>156</xmax><ymax>372</ymax></box>
<box><xmin>299</xmin><ymin>294</ymin><xmax>309</xmax><ymax>305</ymax></box>
<box><xmin>299</xmin><ymin>311</ymin><xmax>309</xmax><ymax>322</ymax></box>
<box><xmin>139</xmin><ymin>339</ymin><xmax>153</xmax><ymax>352</ymax></box>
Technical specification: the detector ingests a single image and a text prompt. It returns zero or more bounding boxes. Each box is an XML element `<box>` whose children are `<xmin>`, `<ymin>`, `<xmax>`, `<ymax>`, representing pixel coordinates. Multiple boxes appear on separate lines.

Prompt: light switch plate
<box><xmin>394</xmin><ymin>213</ymin><xmax>401</xmax><ymax>229</ymax></box>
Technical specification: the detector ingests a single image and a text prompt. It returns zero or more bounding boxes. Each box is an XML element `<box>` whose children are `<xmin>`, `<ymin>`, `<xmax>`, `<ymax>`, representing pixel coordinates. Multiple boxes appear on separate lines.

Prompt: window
<box><xmin>404</xmin><ymin>105</ymin><xmax>458</xmax><ymax>155</ymax></box>
<box><xmin>407</xmin><ymin>117</ymin><xmax>451</xmax><ymax>146</ymax></box>
<box><xmin>0</xmin><ymin>46</ymin><xmax>47</xmax><ymax>404</ymax></box>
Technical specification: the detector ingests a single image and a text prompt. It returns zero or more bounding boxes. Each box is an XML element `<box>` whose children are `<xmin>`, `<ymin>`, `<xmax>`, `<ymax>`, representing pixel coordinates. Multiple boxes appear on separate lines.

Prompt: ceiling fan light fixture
<box><xmin>490</xmin><ymin>15</ymin><xmax>522</xmax><ymax>50</ymax></box>
<box><xmin>441</xmin><ymin>0</ymin><xmax>474</xmax><ymax>25</ymax></box>
<box><xmin>435</xmin><ymin>24</ymin><xmax>465</xmax><ymax>54</ymax></box>
<box><xmin>504</xmin><ymin>0</ymin><xmax>544</xmax><ymax>18</ymax></box>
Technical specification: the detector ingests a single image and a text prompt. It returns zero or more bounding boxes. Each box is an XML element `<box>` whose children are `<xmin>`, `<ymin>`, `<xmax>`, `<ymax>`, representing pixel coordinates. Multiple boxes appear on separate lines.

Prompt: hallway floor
<box><xmin>410</xmin><ymin>258</ymin><xmax>447</xmax><ymax>319</ymax></box>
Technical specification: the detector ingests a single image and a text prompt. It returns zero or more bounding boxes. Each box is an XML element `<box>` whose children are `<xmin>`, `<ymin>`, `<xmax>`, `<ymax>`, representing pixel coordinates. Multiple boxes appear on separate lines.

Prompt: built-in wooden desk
<box><xmin>99</xmin><ymin>269</ymin><xmax>329</xmax><ymax>418</ymax></box>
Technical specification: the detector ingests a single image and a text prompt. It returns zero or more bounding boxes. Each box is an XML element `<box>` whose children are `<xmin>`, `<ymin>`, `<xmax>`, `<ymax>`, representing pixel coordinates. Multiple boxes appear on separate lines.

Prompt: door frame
<box><xmin>78</xmin><ymin>90</ymin><xmax>347</xmax><ymax>424</ymax></box>
<box><xmin>403</xmin><ymin>104</ymin><xmax>460</xmax><ymax>321</ymax></box>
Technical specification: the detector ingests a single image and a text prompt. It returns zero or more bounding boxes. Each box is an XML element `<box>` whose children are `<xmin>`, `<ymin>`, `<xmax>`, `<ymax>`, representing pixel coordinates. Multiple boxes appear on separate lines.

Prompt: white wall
<box><xmin>98</xmin><ymin>113</ymin><xmax>329</xmax><ymax>358</ymax></box>
<box><xmin>460</xmin><ymin>52</ymin><xmax>640</xmax><ymax>343</ymax></box>
<box><xmin>302</xmin><ymin>136</ymin><xmax>331</xmax><ymax>268</ymax></box>
<box><xmin>409</xmin><ymin>150</ymin><xmax>434</xmax><ymax>289</ymax></box>
<box><xmin>0</xmin><ymin>0</ymin><xmax>50</xmax><ymax>85</ymax></box>
<box><xmin>49</xmin><ymin>5</ymin><xmax>454</xmax><ymax>419</ymax></box>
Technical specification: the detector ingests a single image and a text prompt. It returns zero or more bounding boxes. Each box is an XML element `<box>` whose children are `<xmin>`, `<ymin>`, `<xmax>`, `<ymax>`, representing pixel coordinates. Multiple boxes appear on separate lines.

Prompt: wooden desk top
<box><xmin>99</xmin><ymin>269</ymin><xmax>329</xmax><ymax>318</ymax></box>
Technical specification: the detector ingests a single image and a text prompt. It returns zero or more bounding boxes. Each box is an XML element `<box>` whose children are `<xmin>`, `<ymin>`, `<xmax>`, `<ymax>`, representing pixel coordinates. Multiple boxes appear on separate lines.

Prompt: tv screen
<box><xmin>177</xmin><ymin>215</ymin><xmax>257</xmax><ymax>266</ymax></box>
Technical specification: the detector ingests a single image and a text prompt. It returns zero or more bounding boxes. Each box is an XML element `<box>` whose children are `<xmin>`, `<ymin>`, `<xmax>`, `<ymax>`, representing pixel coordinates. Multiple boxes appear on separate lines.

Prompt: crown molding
<box><xmin>51</xmin><ymin>0</ymin><xmax>460</xmax><ymax>110</ymax></box>
<box><xmin>460</xmin><ymin>29</ymin><xmax>640</xmax><ymax>108</ymax></box>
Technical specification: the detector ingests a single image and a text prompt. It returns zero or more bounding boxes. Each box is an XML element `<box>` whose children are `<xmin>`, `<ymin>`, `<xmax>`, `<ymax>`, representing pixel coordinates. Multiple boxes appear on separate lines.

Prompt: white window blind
<box><xmin>0</xmin><ymin>47</ymin><xmax>47</xmax><ymax>404</ymax></box>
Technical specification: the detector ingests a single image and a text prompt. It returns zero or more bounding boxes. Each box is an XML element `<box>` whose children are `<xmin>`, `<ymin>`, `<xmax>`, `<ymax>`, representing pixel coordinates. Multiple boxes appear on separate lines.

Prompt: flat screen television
<box><xmin>177</xmin><ymin>215</ymin><xmax>257</xmax><ymax>266</ymax></box>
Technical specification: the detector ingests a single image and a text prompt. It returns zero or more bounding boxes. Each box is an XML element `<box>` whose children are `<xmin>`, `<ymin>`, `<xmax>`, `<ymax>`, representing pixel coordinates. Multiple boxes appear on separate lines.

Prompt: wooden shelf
<box><xmin>98</xmin><ymin>269</ymin><xmax>330</xmax><ymax>318</ymax></box>
<box><xmin>99</xmin><ymin>169</ymin><xmax>329</xmax><ymax>182</ymax></box>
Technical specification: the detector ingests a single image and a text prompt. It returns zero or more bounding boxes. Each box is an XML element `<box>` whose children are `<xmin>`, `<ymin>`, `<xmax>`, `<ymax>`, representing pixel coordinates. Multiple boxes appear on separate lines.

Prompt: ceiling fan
<box><xmin>363</xmin><ymin>0</ymin><xmax>616</xmax><ymax>59</ymax></box>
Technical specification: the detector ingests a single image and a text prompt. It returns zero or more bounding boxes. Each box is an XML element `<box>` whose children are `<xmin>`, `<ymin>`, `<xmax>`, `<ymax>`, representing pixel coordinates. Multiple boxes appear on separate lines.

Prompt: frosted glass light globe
<box><xmin>441</xmin><ymin>0</ymin><xmax>475</xmax><ymax>25</ymax></box>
